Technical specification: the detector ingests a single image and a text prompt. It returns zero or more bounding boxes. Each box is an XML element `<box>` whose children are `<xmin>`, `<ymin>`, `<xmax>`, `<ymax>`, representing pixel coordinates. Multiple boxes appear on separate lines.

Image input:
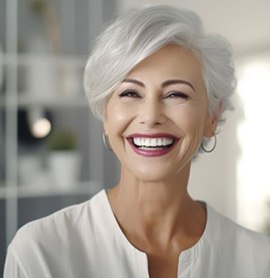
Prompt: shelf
<box><xmin>0</xmin><ymin>53</ymin><xmax>88</xmax><ymax>109</ymax></box>
<box><xmin>18</xmin><ymin>93</ymin><xmax>88</xmax><ymax>109</ymax></box>
<box><xmin>0</xmin><ymin>181</ymin><xmax>101</xmax><ymax>199</ymax></box>
<box><xmin>1</xmin><ymin>53</ymin><xmax>86</xmax><ymax>67</ymax></box>
<box><xmin>0</xmin><ymin>53</ymin><xmax>88</xmax><ymax>108</ymax></box>
<box><xmin>1</xmin><ymin>0</ymin><xmax>116</xmax><ymax>268</ymax></box>
<box><xmin>0</xmin><ymin>94</ymin><xmax>89</xmax><ymax>109</ymax></box>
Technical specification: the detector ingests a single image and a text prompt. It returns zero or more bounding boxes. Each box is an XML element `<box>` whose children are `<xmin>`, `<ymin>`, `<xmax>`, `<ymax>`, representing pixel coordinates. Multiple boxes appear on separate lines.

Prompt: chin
<box><xmin>128</xmin><ymin>165</ymin><xmax>177</xmax><ymax>183</ymax></box>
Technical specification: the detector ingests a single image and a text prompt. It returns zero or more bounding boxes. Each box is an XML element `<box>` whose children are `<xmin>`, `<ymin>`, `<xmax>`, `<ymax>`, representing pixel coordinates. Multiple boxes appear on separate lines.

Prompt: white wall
<box><xmin>189</xmin><ymin>99</ymin><xmax>240</xmax><ymax>222</ymax></box>
<box><xmin>116</xmin><ymin>0</ymin><xmax>270</xmax><ymax>54</ymax></box>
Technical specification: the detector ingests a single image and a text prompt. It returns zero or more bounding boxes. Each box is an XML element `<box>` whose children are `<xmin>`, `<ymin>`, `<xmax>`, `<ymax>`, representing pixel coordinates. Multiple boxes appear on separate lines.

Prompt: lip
<box><xmin>127</xmin><ymin>133</ymin><xmax>179</xmax><ymax>139</ymax></box>
<box><xmin>126</xmin><ymin>133</ymin><xmax>179</xmax><ymax>157</ymax></box>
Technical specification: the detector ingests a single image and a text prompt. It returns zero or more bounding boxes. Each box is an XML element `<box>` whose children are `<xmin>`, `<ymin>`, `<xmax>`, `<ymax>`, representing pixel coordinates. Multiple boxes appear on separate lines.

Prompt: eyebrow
<box><xmin>122</xmin><ymin>78</ymin><xmax>196</xmax><ymax>92</ymax></box>
<box><xmin>122</xmin><ymin>79</ymin><xmax>145</xmax><ymax>87</ymax></box>
<box><xmin>162</xmin><ymin>80</ymin><xmax>195</xmax><ymax>92</ymax></box>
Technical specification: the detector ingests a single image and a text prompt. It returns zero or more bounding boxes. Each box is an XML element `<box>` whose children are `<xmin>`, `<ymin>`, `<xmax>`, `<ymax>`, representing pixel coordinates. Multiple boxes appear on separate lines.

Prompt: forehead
<box><xmin>126</xmin><ymin>44</ymin><xmax>204</xmax><ymax>85</ymax></box>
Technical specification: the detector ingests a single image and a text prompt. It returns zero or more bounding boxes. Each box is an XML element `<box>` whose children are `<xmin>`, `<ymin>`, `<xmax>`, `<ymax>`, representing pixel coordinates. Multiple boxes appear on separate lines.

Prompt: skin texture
<box><xmin>103</xmin><ymin>44</ymin><xmax>219</xmax><ymax>277</ymax></box>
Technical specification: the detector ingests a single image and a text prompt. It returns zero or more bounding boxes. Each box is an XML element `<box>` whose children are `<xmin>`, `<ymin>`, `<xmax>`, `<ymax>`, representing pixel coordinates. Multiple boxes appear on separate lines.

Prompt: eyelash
<box><xmin>165</xmin><ymin>91</ymin><xmax>190</xmax><ymax>100</ymax></box>
<box><xmin>119</xmin><ymin>90</ymin><xmax>140</xmax><ymax>98</ymax></box>
<box><xmin>118</xmin><ymin>90</ymin><xmax>190</xmax><ymax>100</ymax></box>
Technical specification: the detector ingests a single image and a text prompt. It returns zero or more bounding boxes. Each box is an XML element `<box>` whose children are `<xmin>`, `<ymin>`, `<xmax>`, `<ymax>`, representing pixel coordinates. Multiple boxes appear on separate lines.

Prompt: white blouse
<box><xmin>4</xmin><ymin>190</ymin><xmax>270</xmax><ymax>277</ymax></box>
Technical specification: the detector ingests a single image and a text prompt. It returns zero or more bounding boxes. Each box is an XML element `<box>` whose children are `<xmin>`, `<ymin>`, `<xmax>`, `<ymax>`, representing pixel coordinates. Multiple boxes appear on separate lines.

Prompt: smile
<box><xmin>132</xmin><ymin>137</ymin><xmax>174</xmax><ymax>149</ymax></box>
<box><xmin>126</xmin><ymin>133</ymin><xmax>179</xmax><ymax>157</ymax></box>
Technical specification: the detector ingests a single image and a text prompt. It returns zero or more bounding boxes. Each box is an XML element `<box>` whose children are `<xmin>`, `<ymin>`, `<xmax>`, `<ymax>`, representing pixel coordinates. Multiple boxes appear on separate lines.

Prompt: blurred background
<box><xmin>1</xmin><ymin>0</ymin><xmax>270</xmax><ymax>274</ymax></box>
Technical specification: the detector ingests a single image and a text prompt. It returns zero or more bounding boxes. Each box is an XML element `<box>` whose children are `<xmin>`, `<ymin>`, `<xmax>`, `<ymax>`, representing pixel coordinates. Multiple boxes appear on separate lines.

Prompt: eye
<box><xmin>165</xmin><ymin>91</ymin><xmax>190</xmax><ymax>100</ymax></box>
<box><xmin>119</xmin><ymin>90</ymin><xmax>141</xmax><ymax>98</ymax></box>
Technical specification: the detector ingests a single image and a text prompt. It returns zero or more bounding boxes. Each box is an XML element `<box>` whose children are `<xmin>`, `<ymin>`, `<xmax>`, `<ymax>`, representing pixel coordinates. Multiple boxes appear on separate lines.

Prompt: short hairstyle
<box><xmin>84</xmin><ymin>5</ymin><xmax>236</xmax><ymax>125</ymax></box>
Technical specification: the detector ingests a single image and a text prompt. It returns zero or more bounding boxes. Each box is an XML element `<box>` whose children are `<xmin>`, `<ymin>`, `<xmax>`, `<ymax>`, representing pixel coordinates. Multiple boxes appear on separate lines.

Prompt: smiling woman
<box><xmin>103</xmin><ymin>45</ymin><xmax>213</xmax><ymax>182</ymax></box>
<box><xmin>4</xmin><ymin>5</ymin><xmax>270</xmax><ymax>278</ymax></box>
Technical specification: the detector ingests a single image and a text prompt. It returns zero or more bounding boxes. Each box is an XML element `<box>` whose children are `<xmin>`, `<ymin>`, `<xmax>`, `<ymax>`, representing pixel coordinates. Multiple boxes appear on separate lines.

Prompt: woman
<box><xmin>4</xmin><ymin>5</ymin><xmax>270</xmax><ymax>278</ymax></box>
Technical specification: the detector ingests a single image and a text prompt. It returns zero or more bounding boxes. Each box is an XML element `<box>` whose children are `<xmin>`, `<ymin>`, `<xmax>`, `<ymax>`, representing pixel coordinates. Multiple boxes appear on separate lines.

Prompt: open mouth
<box><xmin>128</xmin><ymin>137</ymin><xmax>175</xmax><ymax>150</ymax></box>
<box><xmin>125</xmin><ymin>134</ymin><xmax>179</xmax><ymax>157</ymax></box>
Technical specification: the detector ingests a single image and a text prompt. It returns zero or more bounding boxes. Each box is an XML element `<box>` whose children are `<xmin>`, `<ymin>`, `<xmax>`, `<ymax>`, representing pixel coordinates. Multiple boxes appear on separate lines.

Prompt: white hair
<box><xmin>84</xmin><ymin>5</ymin><xmax>236</xmax><ymax>127</ymax></box>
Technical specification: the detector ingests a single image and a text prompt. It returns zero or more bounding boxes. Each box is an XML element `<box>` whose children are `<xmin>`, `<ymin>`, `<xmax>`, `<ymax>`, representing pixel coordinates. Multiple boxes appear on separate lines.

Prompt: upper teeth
<box><xmin>133</xmin><ymin>138</ymin><xmax>174</xmax><ymax>147</ymax></box>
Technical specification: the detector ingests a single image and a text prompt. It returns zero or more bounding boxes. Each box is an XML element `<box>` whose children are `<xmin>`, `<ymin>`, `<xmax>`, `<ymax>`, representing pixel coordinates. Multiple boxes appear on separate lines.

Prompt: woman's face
<box><xmin>104</xmin><ymin>44</ymin><xmax>217</xmax><ymax>181</ymax></box>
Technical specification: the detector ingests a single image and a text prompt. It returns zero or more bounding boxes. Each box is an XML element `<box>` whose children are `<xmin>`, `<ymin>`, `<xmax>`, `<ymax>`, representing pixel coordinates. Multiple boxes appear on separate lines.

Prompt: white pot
<box><xmin>18</xmin><ymin>155</ymin><xmax>42</xmax><ymax>186</ymax></box>
<box><xmin>48</xmin><ymin>151</ymin><xmax>81</xmax><ymax>189</ymax></box>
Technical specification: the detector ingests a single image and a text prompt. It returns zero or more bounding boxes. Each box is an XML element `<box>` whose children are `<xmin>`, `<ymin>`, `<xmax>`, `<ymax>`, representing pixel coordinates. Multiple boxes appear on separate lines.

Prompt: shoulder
<box><xmin>5</xmin><ymin>190</ymin><xmax>109</xmax><ymax>277</ymax></box>
<box><xmin>206</xmin><ymin>205</ymin><xmax>270</xmax><ymax>267</ymax></box>
<box><xmin>9</xmin><ymin>190</ymin><xmax>106</xmax><ymax>254</ymax></box>
<box><xmin>208</xmin><ymin>205</ymin><xmax>270</xmax><ymax>246</ymax></box>
<box><xmin>193</xmin><ymin>205</ymin><xmax>270</xmax><ymax>277</ymax></box>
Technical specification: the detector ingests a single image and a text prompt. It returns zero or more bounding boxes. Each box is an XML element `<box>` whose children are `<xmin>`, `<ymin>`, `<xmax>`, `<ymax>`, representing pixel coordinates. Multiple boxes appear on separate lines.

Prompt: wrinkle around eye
<box><xmin>163</xmin><ymin>92</ymin><xmax>191</xmax><ymax>104</ymax></box>
<box><xmin>118</xmin><ymin>89</ymin><xmax>141</xmax><ymax>99</ymax></box>
<box><xmin>166</xmin><ymin>92</ymin><xmax>190</xmax><ymax>99</ymax></box>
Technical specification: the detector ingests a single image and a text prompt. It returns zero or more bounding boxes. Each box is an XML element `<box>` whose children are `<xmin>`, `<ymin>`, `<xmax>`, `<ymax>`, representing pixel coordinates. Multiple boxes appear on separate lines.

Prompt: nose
<box><xmin>138</xmin><ymin>98</ymin><xmax>166</xmax><ymax>127</ymax></box>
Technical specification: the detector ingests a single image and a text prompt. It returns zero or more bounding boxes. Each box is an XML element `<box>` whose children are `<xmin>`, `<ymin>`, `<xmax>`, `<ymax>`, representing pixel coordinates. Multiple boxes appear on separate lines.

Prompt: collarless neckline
<box><xmin>98</xmin><ymin>189</ymin><xmax>212</xmax><ymax>263</ymax></box>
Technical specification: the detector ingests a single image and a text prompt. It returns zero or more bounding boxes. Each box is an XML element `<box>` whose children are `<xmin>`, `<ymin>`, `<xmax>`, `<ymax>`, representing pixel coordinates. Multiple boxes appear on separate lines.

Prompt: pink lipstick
<box><xmin>126</xmin><ymin>133</ymin><xmax>179</xmax><ymax>157</ymax></box>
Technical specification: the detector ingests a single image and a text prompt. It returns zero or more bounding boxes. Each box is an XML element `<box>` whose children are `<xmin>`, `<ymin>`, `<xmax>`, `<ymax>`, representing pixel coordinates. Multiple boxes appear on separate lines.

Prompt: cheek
<box><xmin>172</xmin><ymin>107</ymin><xmax>208</xmax><ymax>153</ymax></box>
<box><xmin>174</xmin><ymin>105</ymin><xmax>207</xmax><ymax>129</ymax></box>
<box><xmin>105</xmin><ymin>102</ymin><xmax>134</xmax><ymax>135</ymax></box>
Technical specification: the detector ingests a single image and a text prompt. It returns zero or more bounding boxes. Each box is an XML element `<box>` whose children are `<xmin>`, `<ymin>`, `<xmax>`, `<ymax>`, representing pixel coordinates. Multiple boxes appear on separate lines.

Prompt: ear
<box><xmin>103</xmin><ymin>120</ymin><xmax>109</xmax><ymax>136</ymax></box>
<box><xmin>203</xmin><ymin>101</ymin><xmax>222</xmax><ymax>138</ymax></box>
<box><xmin>102</xmin><ymin>107</ymin><xmax>109</xmax><ymax>135</ymax></box>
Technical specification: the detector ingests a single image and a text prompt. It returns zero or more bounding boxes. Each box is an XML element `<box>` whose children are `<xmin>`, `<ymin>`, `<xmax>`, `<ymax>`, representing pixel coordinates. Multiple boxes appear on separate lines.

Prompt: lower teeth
<box><xmin>139</xmin><ymin>146</ymin><xmax>165</xmax><ymax>150</ymax></box>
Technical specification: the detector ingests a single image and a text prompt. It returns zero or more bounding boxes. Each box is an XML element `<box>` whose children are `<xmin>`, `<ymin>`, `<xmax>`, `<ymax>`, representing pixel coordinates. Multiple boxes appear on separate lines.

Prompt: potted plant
<box><xmin>47</xmin><ymin>129</ymin><xmax>81</xmax><ymax>189</ymax></box>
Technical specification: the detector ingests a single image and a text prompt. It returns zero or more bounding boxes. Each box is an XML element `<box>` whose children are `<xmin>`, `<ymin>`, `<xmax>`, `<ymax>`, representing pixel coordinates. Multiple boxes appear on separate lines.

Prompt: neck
<box><xmin>107</xmin><ymin>163</ymin><xmax>206</xmax><ymax>252</ymax></box>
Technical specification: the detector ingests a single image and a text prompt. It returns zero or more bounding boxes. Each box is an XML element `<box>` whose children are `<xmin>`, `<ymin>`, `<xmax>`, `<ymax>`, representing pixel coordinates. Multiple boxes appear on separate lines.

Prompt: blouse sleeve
<box><xmin>4</xmin><ymin>246</ymin><xmax>29</xmax><ymax>278</ymax></box>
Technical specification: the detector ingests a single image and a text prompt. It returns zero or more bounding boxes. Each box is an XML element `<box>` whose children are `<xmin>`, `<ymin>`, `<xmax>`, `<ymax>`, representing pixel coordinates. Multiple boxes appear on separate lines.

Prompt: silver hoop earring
<box><xmin>102</xmin><ymin>132</ymin><xmax>112</xmax><ymax>151</ymax></box>
<box><xmin>201</xmin><ymin>134</ymin><xmax>217</xmax><ymax>153</ymax></box>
